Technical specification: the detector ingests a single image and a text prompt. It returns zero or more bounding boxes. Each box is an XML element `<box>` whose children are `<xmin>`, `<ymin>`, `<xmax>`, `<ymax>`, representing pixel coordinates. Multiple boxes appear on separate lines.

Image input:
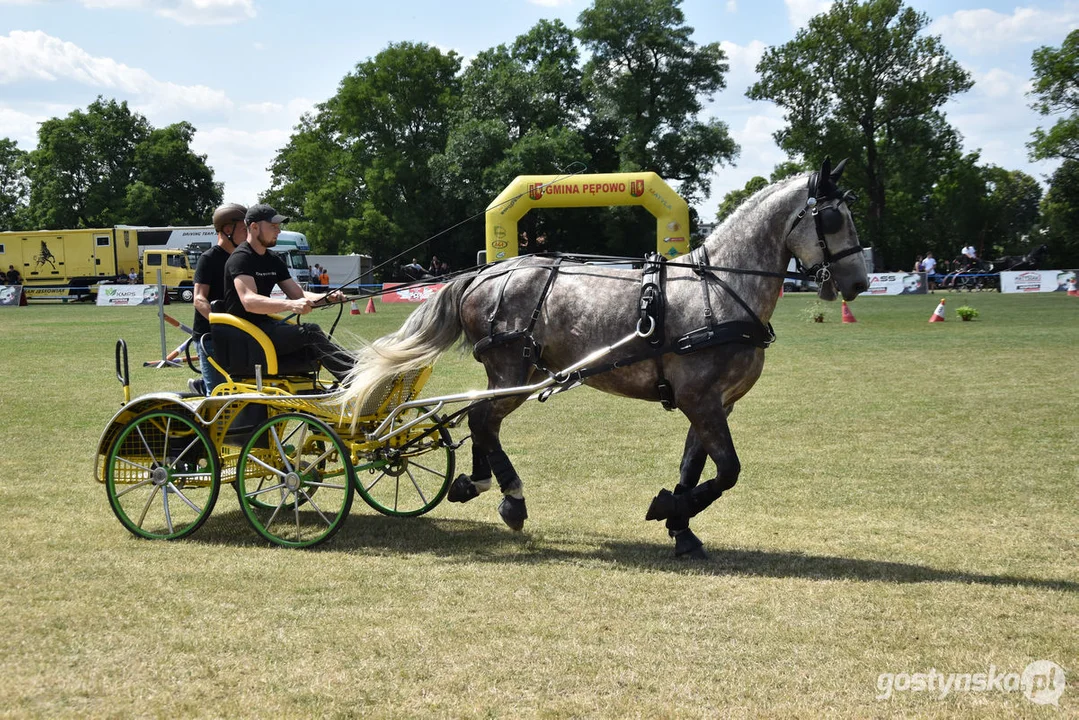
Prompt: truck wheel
<box><xmin>179</xmin><ymin>287</ymin><xmax>194</xmax><ymax>303</ymax></box>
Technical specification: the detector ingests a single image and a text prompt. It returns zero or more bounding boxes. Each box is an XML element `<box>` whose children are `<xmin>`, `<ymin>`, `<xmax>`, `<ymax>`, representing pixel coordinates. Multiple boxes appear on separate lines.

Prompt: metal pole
<box><xmin>157</xmin><ymin>269</ymin><xmax>167</xmax><ymax>363</ymax></box>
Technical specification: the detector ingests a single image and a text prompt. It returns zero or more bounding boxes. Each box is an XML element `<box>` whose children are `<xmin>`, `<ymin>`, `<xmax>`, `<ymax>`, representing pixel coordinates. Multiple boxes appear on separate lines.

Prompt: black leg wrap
<box><xmin>665</xmin><ymin>485</ymin><xmax>690</xmax><ymax>533</ymax></box>
<box><xmin>646</xmin><ymin>477</ymin><xmax>734</xmax><ymax>523</ymax></box>
<box><xmin>488</xmin><ymin>449</ymin><xmax>521</xmax><ymax>494</ymax></box>
<box><xmin>471</xmin><ymin>452</ymin><xmax>491</xmax><ymax>483</ymax></box>
<box><xmin>498</xmin><ymin>495</ymin><xmax>528</xmax><ymax>531</ymax></box>
<box><xmin>670</xmin><ymin>528</ymin><xmax>707</xmax><ymax>559</ymax></box>
<box><xmin>448</xmin><ymin>474</ymin><xmax>480</xmax><ymax>503</ymax></box>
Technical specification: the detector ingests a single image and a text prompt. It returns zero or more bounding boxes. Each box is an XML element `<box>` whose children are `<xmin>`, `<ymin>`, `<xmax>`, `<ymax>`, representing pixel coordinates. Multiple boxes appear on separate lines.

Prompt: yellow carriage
<box><xmin>94</xmin><ymin>314</ymin><xmax>456</xmax><ymax>548</ymax></box>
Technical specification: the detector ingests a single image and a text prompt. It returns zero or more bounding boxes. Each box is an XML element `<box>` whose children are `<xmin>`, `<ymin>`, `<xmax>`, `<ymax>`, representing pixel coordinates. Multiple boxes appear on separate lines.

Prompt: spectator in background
<box><xmin>922</xmin><ymin>251</ymin><xmax>937</xmax><ymax>290</ymax></box>
<box><xmin>961</xmin><ymin>243</ymin><xmax>977</xmax><ymax>260</ymax></box>
<box><xmin>319</xmin><ymin>265</ymin><xmax>330</xmax><ymax>291</ymax></box>
<box><xmin>7</xmin><ymin>265</ymin><xmax>21</xmax><ymax>285</ymax></box>
<box><xmin>912</xmin><ymin>255</ymin><xmax>924</xmax><ymax>273</ymax></box>
<box><xmin>128</xmin><ymin>268</ymin><xmax>138</xmax><ymax>284</ymax></box>
<box><xmin>310</xmin><ymin>264</ymin><xmax>321</xmax><ymax>291</ymax></box>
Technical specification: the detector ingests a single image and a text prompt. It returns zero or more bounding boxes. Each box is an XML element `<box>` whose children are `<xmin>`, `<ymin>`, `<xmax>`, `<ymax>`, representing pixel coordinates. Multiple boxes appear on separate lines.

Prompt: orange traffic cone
<box><xmin>929</xmin><ymin>298</ymin><xmax>946</xmax><ymax>323</ymax></box>
<box><xmin>841</xmin><ymin>300</ymin><xmax>857</xmax><ymax>323</ymax></box>
<box><xmin>1068</xmin><ymin>278</ymin><xmax>1078</xmax><ymax>296</ymax></box>
<box><xmin>365</xmin><ymin>297</ymin><xmax>376</xmax><ymax>314</ymax></box>
<box><xmin>350</xmin><ymin>300</ymin><xmax>360</xmax><ymax>315</ymax></box>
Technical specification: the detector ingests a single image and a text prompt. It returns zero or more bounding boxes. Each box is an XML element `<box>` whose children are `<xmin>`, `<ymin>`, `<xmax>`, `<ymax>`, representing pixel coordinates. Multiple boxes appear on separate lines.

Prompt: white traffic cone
<box><xmin>350</xmin><ymin>300</ymin><xmax>360</xmax><ymax>316</ymax></box>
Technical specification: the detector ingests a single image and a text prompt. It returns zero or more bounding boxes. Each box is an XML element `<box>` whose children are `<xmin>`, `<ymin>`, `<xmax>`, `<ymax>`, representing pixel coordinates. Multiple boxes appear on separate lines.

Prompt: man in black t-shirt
<box><xmin>223</xmin><ymin>204</ymin><xmax>356</xmax><ymax>383</ymax></box>
<box><xmin>189</xmin><ymin>202</ymin><xmax>247</xmax><ymax>395</ymax></box>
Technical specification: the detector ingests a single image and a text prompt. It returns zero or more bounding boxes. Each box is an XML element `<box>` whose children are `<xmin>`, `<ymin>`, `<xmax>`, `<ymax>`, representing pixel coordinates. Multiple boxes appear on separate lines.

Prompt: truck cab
<box><xmin>140</xmin><ymin>248</ymin><xmax>196</xmax><ymax>302</ymax></box>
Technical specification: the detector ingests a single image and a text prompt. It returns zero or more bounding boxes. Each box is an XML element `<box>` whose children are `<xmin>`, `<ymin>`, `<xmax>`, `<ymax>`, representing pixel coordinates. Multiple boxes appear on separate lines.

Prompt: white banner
<box><xmin>1000</xmin><ymin>270</ymin><xmax>1077</xmax><ymax>294</ymax></box>
<box><xmin>864</xmin><ymin>272</ymin><xmax>928</xmax><ymax>296</ymax></box>
<box><xmin>0</xmin><ymin>285</ymin><xmax>22</xmax><ymax>306</ymax></box>
<box><xmin>96</xmin><ymin>284</ymin><xmax>162</xmax><ymax>306</ymax></box>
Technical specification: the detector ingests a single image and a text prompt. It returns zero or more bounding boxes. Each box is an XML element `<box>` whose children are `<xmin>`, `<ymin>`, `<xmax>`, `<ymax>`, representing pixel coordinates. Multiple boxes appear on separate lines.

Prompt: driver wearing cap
<box><xmin>223</xmin><ymin>204</ymin><xmax>356</xmax><ymax>383</ymax></box>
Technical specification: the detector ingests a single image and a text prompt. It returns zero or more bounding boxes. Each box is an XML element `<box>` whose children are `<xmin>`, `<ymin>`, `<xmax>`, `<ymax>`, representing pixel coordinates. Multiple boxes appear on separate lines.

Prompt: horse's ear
<box><xmin>830</xmin><ymin>158</ymin><xmax>848</xmax><ymax>181</ymax></box>
<box><xmin>820</xmin><ymin>156</ymin><xmax>832</xmax><ymax>179</ymax></box>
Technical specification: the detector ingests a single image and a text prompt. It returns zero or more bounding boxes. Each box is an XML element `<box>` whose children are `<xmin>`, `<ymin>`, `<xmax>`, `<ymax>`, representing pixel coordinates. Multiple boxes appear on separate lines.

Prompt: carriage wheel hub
<box><xmin>151</xmin><ymin>466</ymin><xmax>169</xmax><ymax>486</ymax></box>
<box><xmin>284</xmin><ymin>472</ymin><xmax>302</xmax><ymax>491</ymax></box>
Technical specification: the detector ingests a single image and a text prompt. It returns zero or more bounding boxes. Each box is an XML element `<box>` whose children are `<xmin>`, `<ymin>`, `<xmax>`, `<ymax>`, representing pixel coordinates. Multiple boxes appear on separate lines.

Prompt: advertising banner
<box><xmin>1000</xmin><ymin>270</ymin><xmax>1077</xmax><ymax>293</ymax></box>
<box><xmin>381</xmin><ymin>283</ymin><xmax>445</xmax><ymax>303</ymax></box>
<box><xmin>96</xmin><ymin>284</ymin><xmax>162</xmax><ymax>306</ymax></box>
<box><xmin>864</xmin><ymin>272</ymin><xmax>928</xmax><ymax>296</ymax></box>
<box><xmin>0</xmin><ymin>285</ymin><xmax>22</xmax><ymax>306</ymax></box>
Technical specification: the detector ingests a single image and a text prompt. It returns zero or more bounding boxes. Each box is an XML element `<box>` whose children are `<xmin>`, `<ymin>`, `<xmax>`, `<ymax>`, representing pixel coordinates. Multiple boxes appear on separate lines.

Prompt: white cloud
<box><xmin>931</xmin><ymin>7</ymin><xmax>1079</xmax><ymax>55</ymax></box>
<box><xmin>785</xmin><ymin>0</ymin><xmax>832</xmax><ymax>30</ymax></box>
<box><xmin>0</xmin><ymin>31</ymin><xmax>231</xmax><ymax>112</ymax></box>
<box><xmin>726</xmin><ymin>0</ymin><xmax>737</xmax><ymax>12</ymax></box>
<box><xmin>192</xmin><ymin>126</ymin><xmax>292</xmax><ymax>205</ymax></box>
<box><xmin>0</xmin><ymin>0</ymin><xmax>256</xmax><ymax>24</ymax></box>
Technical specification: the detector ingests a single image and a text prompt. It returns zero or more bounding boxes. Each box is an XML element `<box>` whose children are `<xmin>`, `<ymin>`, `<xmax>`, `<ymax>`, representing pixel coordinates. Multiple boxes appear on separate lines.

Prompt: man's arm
<box><xmin>193</xmin><ymin>283</ymin><xmax>212</xmax><ymax>320</ymax></box>
<box><xmin>280</xmin><ymin>277</ymin><xmax>344</xmax><ymax>306</ymax></box>
<box><xmin>234</xmin><ymin>275</ymin><xmax>313</xmax><ymax>315</ymax></box>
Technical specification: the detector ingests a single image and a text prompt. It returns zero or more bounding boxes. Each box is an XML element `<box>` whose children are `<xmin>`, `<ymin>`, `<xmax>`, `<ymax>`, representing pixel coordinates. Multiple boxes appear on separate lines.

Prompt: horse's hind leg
<box><xmin>646</xmin><ymin>404</ymin><xmax>740</xmax><ymax>558</ymax></box>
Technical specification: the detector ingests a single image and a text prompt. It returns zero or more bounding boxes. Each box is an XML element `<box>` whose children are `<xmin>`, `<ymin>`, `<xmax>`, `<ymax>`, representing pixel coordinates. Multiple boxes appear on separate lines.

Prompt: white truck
<box><xmin>307</xmin><ymin>254</ymin><xmax>374</xmax><ymax>290</ymax></box>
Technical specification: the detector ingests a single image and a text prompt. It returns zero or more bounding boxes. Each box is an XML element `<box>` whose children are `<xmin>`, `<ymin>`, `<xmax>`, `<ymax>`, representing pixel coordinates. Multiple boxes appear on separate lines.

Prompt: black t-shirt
<box><xmin>192</xmin><ymin>245</ymin><xmax>230</xmax><ymax>336</ymax></box>
<box><xmin>224</xmin><ymin>242</ymin><xmax>291</xmax><ymax>322</ymax></box>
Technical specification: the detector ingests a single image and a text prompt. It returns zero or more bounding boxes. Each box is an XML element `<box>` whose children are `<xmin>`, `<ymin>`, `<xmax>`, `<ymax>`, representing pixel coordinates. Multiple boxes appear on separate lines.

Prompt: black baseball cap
<box><xmin>245</xmin><ymin>203</ymin><xmax>289</xmax><ymax>225</ymax></box>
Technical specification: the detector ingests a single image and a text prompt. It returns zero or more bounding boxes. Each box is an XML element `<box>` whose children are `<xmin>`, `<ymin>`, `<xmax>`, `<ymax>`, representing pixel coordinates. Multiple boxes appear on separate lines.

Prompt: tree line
<box><xmin>1</xmin><ymin>0</ymin><xmax>1077</xmax><ymax>271</ymax></box>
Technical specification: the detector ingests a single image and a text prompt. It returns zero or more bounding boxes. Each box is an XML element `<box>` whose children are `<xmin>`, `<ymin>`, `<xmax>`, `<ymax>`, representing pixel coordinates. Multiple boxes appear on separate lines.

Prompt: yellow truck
<box><xmin>0</xmin><ymin>227</ymin><xmax>199</xmax><ymax>302</ymax></box>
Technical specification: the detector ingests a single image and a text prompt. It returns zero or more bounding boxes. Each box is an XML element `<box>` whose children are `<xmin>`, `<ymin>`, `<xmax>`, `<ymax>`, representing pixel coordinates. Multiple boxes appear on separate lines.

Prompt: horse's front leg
<box><xmin>646</xmin><ymin>403</ymin><xmax>740</xmax><ymax>558</ymax></box>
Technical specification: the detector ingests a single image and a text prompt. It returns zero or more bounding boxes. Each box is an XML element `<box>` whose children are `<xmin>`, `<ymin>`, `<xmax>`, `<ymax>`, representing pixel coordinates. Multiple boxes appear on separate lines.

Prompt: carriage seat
<box><xmin>208</xmin><ymin>311</ymin><xmax>321</xmax><ymax>380</ymax></box>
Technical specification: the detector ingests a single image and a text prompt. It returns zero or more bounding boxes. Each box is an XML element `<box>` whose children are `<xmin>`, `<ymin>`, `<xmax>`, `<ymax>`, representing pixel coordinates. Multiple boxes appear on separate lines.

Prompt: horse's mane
<box><xmin>705</xmin><ymin>173</ymin><xmax>806</xmax><ymax>252</ymax></box>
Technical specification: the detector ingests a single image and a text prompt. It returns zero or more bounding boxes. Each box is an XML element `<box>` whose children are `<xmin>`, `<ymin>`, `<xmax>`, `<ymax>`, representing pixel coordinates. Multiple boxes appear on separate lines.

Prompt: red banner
<box><xmin>381</xmin><ymin>283</ymin><xmax>445</xmax><ymax>303</ymax></box>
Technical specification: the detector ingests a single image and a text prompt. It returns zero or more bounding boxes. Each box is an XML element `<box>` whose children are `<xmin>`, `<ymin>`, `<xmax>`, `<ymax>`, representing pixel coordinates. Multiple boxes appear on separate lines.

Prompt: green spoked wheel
<box><xmin>356</xmin><ymin>413</ymin><xmax>454</xmax><ymax>517</ymax></box>
<box><xmin>105</xmin><ymin>410</ymin><xmax>220</xmax><ymax>540</ymax></box>
<box><xmin>236</xmin><ymin>412</ymin><xmax>354</xmax><ymax>548</ymax></box>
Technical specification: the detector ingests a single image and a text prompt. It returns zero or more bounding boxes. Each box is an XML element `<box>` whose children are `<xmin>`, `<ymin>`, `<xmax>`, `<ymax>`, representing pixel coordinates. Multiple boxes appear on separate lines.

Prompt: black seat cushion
<box><xmin>211</xmin><ymin>323</ymin><xmax>319</xmax><ymax>378</ymax></box>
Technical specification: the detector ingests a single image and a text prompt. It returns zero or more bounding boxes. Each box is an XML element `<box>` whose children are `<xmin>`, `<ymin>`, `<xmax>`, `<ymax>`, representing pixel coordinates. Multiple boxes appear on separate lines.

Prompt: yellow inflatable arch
<box><xmin>484</xmin><ymin>172</ymin><xmax>690</xmax><ymax>261</ymax></box>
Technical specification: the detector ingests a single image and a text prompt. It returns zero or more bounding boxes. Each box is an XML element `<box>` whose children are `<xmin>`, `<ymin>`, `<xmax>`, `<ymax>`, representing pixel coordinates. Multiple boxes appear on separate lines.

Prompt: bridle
<box><xmin>787</xmin><ymin>171</ymin><xmax>864</xmax><ymax>286</ymax></box>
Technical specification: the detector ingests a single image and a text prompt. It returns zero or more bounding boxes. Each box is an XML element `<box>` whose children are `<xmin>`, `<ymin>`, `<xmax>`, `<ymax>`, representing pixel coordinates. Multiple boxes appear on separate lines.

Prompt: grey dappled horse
<box><xmin>341</xmin><ymin>159</ymin><xmax>868</xmax><ymax>557</ymax></box>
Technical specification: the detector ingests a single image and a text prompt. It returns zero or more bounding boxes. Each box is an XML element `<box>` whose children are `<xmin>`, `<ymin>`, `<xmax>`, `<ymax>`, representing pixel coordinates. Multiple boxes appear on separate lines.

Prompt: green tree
<box><xmin>1028</xmin><ymin>29</ymin><xmax>1079</xmax><ymax>162</ymax></box>
<box><xmin>125</xmin><ymin>122</ymin><xmax>222</xmax><ymax>226</ymax></box>
<box><xmin>716</xmin><ymin>176</ymin><xmax>768</xmax><ymax>222</ymax></box>
<box><xmin>0</xmin><ymin>138</ymin><xmax>29</xmax><ymax>231</ymax></box>
<box><xmin>981</xmin><ymin>166</ymin><xmax>1042</xmax><ymax>257</ymax></box>
<box><xmin>26</xmin><ymin>97</ymin><xmax>151</xmax><ymax>228</ymax></box>
<box><xmin>576</xmin><ymin>0</ymin><xmax>738</xmax><ymax>203</ymax></box>
<box><xmin>1040</xmin><ymin>160</ymin><xmax>1079</xmax><ymax>267</ymax></box>
<box><xmin>24</xmin><ymin>97</ymin><xmax>220</xmax><ymax>229</ymax></box>
<box><xmin>748</xmin><ymin>0</ymin><xmax>972</xmax><ymax>263</ymax></box>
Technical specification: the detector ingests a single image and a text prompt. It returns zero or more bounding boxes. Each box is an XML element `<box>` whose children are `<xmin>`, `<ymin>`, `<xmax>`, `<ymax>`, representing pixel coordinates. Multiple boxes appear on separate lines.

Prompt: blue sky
<box><xmin>2</xmin><ymin>0</ymin><xmax>1077</xmax><ymax>225</ymax></box>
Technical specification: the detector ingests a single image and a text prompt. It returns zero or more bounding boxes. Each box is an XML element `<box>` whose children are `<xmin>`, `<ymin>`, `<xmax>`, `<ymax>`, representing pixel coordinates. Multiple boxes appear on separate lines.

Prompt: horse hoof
<box><xmin>645</xmin><ymin>488</ymin><xmax>676</xmax><ymax>521</ymax></box>
<box><xmin>498</xmin><ymin>496</ymin><xmax>528</xmax><ymax>531</ymax></box>
<box><xmin>673</xmin><ymin>529</ymin><xmax>707</xmax><ymax>559</ymax></box>
<box><xmin>448</xmin><ymin>474</ymin><xmax>479</xmax><ymax>503</ymax></box>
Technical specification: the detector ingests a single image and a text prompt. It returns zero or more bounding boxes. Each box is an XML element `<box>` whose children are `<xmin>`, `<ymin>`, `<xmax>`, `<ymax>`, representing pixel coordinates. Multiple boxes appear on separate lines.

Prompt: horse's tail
<box><xmin>339</xmin><ymin>271</ymin><xmax>479</xmax><ymax>422</ymax></box>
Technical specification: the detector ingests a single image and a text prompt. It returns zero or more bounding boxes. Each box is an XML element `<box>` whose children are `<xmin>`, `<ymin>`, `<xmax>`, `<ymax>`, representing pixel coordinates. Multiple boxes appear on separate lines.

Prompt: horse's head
<box><xmin>786</xmin><ymin>158</ymin><xmax>868</xmax><ymax>302</ymax></box>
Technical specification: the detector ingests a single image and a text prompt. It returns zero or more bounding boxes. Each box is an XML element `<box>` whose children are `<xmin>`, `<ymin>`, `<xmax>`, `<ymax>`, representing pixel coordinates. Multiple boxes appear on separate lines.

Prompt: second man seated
<box><xmin>223</xmin><ymin>204</ymin><xmax>357</xmax><ymax>383</ymax></box>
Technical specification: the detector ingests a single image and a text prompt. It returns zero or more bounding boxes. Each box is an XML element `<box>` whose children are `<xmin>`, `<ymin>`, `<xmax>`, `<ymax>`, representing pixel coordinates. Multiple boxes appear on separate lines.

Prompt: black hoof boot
<box><xmin>671</xmin><ymin>528</ymin><xmax>707</xmax><ymax>559</ymax></box>
<box><xmin>498</xmin><ymin>495</ymin><xmax>528</xmax><ymax>531</ymax></box>
<box><xmin>448</xmin><ymin>474</ymin><xmax>480</xmax><ymax>503</ymax></box>
<box><xmin>645</xmin><ymin>488</ymin><xmax>678</xmax><ymax>521</ymax></box>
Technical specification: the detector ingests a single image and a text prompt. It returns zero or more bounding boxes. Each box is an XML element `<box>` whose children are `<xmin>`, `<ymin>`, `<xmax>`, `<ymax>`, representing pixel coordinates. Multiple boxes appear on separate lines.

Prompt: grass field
<box><xmin>0</xmin><ymin>291</ymin><xmax>1076</xmax><ymax>718</ymax></box>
